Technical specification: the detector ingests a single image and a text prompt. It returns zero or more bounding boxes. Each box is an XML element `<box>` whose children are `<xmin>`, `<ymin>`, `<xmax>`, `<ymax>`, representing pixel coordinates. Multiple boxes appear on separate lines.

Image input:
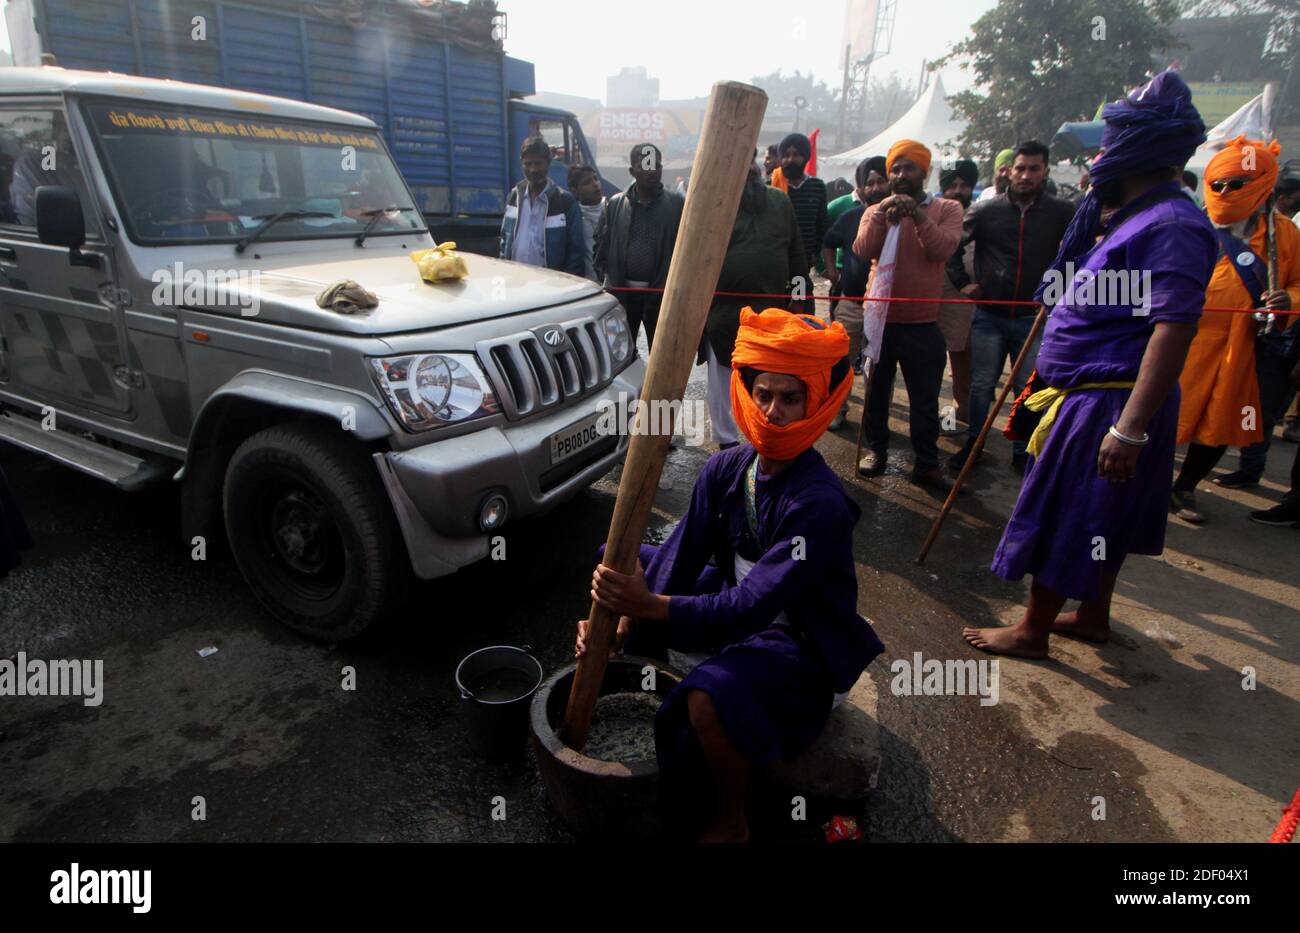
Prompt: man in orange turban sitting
<box><xmin>577</xmin><ymin>307</ymin><xmax>884</xmax><ymax>842</ymax></box>
<box><xmin>1172</xmin><ymin>137</ymin><xmax>1300</xmax><ymax>523</ymax></box>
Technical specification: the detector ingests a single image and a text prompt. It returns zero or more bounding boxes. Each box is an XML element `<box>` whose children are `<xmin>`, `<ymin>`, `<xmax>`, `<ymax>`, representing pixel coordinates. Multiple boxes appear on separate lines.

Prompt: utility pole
<box><xmin>839</xmin><ymin>0</ymin><xmax>897</xmax><ymax>150</ymax></box>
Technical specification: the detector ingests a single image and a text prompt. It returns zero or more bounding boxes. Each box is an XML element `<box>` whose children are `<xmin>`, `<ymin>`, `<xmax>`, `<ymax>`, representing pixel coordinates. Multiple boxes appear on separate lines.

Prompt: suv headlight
<box><xmin>369</xmin><ymin>352</ymin><xmax>499</xmax><ymax>431</ymax></box>
<box><xmin>601</xmin><ymin>305</ymin><xmax>632</xmax><ymax>368</ymax></box>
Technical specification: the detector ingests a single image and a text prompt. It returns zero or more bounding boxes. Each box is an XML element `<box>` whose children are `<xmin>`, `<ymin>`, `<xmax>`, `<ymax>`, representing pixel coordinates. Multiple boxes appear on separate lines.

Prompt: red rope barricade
<box><xmin>1270</xmin><ymin>788</ymin><xmax>1300</xmax><ymax>843</ymax></box>
<box><xmin>603</xmin><ymin>285</ymin><xmax>1276</xmax><ymax>316</ymax></box>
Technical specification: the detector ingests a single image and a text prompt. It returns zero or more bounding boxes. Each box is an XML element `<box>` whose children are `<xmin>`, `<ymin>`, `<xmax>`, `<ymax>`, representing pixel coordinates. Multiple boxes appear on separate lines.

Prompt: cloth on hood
<box><xmin>316</xmin><ymin>279</ymin><xmax>379</xmax><ymax>314</ymax></box>
<box><xmin>994</xmin><ymin>148</ymin><xmax>1016</xmax><ymax>172</ymax></box>
<box><xmin>729</xmin><ymin>307</ymin><xmax>852</xmax><ymax>461</ymax></box>
<box><xmin>941</xmin><ymin>159</ymin><xmax>979</xmax><ymax>190</ymax></box>
<box><xmin>778</xmin><ymin>133</ymin><xmax>812</xmax><ymax>162</ymax></box>
<box><xmin>1204</xmin><ymin>136</ymin><xmax>1282</xmax><ymax>226</ymax></box>
<box><xmin>410</xmin><ymin>242</ymin><xmax>469</xmax><ymax>283</ymax></box>
<box><xmin>887</xmin><ymin>139</ymin><xmax>931</xmax><ymax>177</ymax></box>
<box><xmin>1035</xmin><ymin>69</ymin><xmax>1206</xmax><ymax>306</ymax></box>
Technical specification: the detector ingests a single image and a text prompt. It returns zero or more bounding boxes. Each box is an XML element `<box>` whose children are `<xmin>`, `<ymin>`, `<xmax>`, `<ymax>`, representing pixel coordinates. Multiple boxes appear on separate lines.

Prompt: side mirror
<box><xmin>36</xmin><ymin>185</ymin><xmax>98</xmax><ymax>268</ymax></box>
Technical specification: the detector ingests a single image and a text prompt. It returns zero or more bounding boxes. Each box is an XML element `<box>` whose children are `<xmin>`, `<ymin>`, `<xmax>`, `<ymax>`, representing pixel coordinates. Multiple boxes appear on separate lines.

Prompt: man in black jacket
<box><xmin>947</xmin><ymin>140</ymin><xmax>1076</xmax><ymax>473</ymax></box>
<box><xmin>594</xmin><ymin>143</ymin><xmax>685</xmax><ymax>351</ymax></box>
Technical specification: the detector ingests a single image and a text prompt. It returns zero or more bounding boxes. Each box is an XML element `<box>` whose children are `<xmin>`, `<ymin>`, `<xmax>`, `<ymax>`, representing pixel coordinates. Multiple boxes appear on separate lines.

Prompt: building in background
<box><xmin>1159</xmin><ymin>13</ymin><xmax>1297</xmax><ymax>167</ymax></box>
<box><xmin>607</xmin><ymin>66</ymin><xmax>658</xmax><ymax>109</ymax></box>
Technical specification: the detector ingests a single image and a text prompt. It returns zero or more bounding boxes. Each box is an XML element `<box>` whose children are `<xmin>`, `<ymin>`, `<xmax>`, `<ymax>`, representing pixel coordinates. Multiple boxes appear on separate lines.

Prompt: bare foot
<box><xmin>1050</xmin><ymin>611</ymin><xmax>1110</xmax><ymax>643</ymax></box>
<box><xmin>697</xmin><ymin>819</ymin><xmax>750</xmax><ymax>843</ymax></box>
<box><xmin>962</xmin><ymin>623</ymin><xmax>1049</xmax><ymax>659</ymax></box>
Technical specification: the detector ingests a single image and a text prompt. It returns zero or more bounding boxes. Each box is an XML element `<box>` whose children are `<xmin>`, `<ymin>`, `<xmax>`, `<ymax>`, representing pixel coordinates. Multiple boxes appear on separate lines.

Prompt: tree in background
<box><xmin>751</xmin><ymin>69</ymin><xmax>840</xmax><ymax>133</ymax></box>
<box><xmin>750</xmin><ymin>68</ymin><xmax>917</xmax><ymax>146</ymax></box>
<box><xmin>937</xmin><ymin>0</ymin><xmax>1181</xmax><ymax>163</ymax></box>
<box><xmin>863</xmin><ymin>72</ymin><xmax>919</xmax><ymax>138</ymax></box>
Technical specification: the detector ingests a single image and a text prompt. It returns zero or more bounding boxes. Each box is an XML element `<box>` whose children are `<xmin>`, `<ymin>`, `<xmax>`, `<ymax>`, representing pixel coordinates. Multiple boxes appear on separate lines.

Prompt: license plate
<box><xmin>549</xmin><ymin>413</ymin><xmax>608</xmax><ymax>465</ymax></box>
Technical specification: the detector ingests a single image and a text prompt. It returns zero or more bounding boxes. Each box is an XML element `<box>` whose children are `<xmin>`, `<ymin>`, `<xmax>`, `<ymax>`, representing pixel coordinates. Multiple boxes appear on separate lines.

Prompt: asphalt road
<box><xmin>3</xmin><ymin>347</ymin><xmax>1295</xmax><ymax>842</ymax></box>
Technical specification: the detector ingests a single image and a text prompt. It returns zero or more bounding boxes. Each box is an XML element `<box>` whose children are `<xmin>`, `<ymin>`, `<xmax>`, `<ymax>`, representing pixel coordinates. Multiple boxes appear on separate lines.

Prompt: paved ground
<box><xmin>1</xmin><ymin>328</ymin><xmax>1296</xmax><ymax>842</ymax></box>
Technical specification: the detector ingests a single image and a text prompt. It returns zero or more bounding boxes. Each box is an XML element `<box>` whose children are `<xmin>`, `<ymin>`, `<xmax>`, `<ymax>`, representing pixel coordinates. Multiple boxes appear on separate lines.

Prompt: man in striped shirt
<box><xmin>773</xmin><ymin>133</ymin><xmax>828</xmax><ymax>313</ymax></box>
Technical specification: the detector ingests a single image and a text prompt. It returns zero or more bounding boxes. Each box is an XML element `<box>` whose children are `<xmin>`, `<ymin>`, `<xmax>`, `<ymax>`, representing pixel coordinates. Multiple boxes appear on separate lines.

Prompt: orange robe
<box><xmin>1177</xmin><ymin>213</ymin><xmax>1300</xmax><ymax>447</ymax></box>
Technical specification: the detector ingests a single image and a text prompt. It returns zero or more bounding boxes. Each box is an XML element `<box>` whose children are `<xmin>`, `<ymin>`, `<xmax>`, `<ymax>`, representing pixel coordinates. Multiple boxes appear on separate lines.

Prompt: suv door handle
<box><xmin>0</xmin><ymin>247</ymin><xmax>15</xmax><ymax>262</ymax></box>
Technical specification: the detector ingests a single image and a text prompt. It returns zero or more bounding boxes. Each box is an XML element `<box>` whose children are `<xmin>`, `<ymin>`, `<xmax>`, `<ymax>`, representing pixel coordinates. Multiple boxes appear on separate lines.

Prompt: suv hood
<box><xmin>163</xmin><ymin>246</ymin><xmax>608</xmax><ymax>335</ymax></box>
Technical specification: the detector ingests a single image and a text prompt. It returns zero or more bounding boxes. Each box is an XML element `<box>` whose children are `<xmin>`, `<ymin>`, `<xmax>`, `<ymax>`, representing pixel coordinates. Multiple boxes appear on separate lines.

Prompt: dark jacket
<box><xmin>947</xmin><ymin>191</ymin><xmax>1077</xmax><ymax>318</ymax></box>
<box><xmin>822</xmin><ymin>204</ymin><xmax>869</xmax><ymax>299</ymax></box>
<box><xmin>499</xmin><ymin>180</ymin><xmax>586</xmax><ymax>276</ymax></box>
<box><xmin>593</xmin><ymin>182</ymin><xmax>685</xmax><ymax>290</ymax></box>
<box><xmin>703</xmin><ymin>185</ymin><xmax>805</xmax><ymax>365</ymax></box>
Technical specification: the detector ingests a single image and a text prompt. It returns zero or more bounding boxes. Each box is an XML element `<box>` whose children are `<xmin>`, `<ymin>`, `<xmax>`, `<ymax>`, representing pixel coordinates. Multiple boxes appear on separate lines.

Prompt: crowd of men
<box><xmin>2</xmin><ymin>74</ymin><xmax>1293</xmax><ymax>844</ymax></box>
<box><xmin>568</xmin><ymin>69</ymin><xmax>1298</xmax><ymax>838</ymax></box>
<box><xmin>500</xmin><ymin>100</ymin><xmax>1300</xmax><ymax>529</ymax></box>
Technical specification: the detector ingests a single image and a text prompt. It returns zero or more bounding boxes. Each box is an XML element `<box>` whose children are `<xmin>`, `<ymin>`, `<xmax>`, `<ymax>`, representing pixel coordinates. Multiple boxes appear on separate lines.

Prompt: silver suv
<box><xmin>0</xmin><ymin>68</ymin><xmax>642</xmax><ymax>639</ymax></box>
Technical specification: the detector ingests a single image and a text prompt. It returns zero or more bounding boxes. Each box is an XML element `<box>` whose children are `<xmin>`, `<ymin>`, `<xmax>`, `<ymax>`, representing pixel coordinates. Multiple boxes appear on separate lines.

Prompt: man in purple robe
<box><xmin>963</xmin><ymin>71</ymin><xmax>1218</xmax><ymax>659</ymax></box>
<box><xmin>577</xmin><ymin>308</ymin><xmax>884</xmax><ymax>841</ymax></box>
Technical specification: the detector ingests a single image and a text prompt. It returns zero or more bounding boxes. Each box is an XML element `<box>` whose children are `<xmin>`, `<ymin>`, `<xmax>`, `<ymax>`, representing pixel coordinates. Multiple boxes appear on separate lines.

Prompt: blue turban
<box><xmin>1035</xmin><ymin>70</ymin><xmax>1206</xmax><ymax>305</ymax></box>
<box><xmin>778</xmin><ymin>133</ymin><xmax>812</xmax><ymax>161</ymax></box>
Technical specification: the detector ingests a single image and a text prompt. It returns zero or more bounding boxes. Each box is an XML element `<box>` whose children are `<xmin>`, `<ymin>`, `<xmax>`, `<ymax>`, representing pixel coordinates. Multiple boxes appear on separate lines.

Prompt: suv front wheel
<box><xmin>223</xmin><ymin>423</ymin><xmax>405</xmax><ymax>641</ymax></box>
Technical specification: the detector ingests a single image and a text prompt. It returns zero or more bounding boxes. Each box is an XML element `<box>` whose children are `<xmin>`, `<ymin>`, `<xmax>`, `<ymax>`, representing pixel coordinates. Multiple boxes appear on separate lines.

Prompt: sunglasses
<box><xmin>1209</xmin><ymin>178</ymin><xmax>1249</xmax><ymax>193</ymax></box>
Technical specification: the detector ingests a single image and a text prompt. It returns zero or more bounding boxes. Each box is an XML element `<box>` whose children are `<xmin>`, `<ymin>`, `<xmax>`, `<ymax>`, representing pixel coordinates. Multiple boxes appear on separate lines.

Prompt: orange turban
<box><xmin>887</xmin><ymin>138</ymin><xmax>932</xmax><ymax>177</ymax></box>
<box><xmin>730</xmin><ymin>307</ymin><xmax>852</xmax><ymax>461</ymax></box>
<box><xmin>1204</xmin><ymin>136</ymin><xmax>1281</xmax><ymax>225</ymax></box>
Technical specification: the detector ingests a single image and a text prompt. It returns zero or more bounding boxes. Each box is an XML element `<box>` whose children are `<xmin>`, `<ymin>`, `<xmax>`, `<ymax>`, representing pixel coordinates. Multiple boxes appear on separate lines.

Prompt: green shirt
<box><xmin>826</xmin><ymin>192</ymin><xmax>860</xmax><ymax>269</ymax></box>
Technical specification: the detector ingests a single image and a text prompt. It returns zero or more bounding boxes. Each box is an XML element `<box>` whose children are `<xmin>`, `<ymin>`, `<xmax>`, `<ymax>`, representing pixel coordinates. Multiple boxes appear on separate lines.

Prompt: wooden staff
<box><xmin>854</xmin><ymin>303</ymin><xmax>885</xmax><ymax>471</ymax></box>
<box><xmin>1266</xmin><ymin>194</ymin><xmax>1279</xmax><ymax>292</ymax></box>
<box><xmin>561</xmin><ymin>81</ymin><xmax>767</xmax><ymax>750</ymax></box>
<box><xmin>1260</xmin><ymin>195</ymin><xmax>1279</xmax><ymax>333</ymax></box>
<box><xmin>854</xmin><ymin>358</ymin><xmax>875</xmax><ymax>472</ymax></box>
<box><xmin>915</xmin><ymin>305</ymin><xmax>1048</xmax><ymax>565</ymax></box>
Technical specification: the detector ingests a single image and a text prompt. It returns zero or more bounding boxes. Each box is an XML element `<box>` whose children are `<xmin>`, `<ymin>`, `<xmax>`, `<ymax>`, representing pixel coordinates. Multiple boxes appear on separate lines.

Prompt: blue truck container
<box><xmin>6</xmin><ymin>0</ymin><xmax>614</xmax><ymax>250</ymax></box>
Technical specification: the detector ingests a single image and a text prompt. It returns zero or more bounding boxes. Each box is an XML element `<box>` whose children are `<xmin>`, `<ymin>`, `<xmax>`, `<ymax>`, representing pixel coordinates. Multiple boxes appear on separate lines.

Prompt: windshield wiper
<box><xmin>355</xmin><ymin>206</ymin><xmax>416</xmax><ymax>246</ymax></box>
<box><xmin>235</xmin><ymin>210</ymin><xmax>335</xmax><ymax>254</ymax></box>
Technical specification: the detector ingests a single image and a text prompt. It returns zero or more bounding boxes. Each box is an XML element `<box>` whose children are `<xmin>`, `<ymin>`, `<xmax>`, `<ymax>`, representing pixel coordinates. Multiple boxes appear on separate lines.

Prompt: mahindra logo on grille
<box><xmin>542</xmin><ymin>328</ymin><xmax>564</xmax><ymax>347</ymax></box>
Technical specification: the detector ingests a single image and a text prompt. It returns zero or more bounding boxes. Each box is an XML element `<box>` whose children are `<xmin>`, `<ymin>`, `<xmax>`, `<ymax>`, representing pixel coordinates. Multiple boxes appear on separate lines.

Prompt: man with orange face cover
<box><xmin>1171</xmin><ymin>137</ymin><xmax>1300</xmax><ymax>522</ymax></box>
<box><xmin>577</xmin><ymin>307</ymin><xmax>884</xmax><ymax>841</ymax></box>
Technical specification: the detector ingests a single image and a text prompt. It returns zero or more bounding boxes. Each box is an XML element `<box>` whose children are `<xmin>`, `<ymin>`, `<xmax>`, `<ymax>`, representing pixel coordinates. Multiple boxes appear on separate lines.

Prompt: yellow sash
<box><xmin>1024</xmin><ymin>382</ymin><xmax>1136</xmax><ymax>457</ymax></box>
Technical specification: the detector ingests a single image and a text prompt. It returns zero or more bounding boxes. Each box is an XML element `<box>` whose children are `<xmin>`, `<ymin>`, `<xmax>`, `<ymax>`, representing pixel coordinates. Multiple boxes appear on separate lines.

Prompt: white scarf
<box><xmin>861</xmin><ymin>195</ymin><xmax>932</xmax><ymax>371</ymax></box>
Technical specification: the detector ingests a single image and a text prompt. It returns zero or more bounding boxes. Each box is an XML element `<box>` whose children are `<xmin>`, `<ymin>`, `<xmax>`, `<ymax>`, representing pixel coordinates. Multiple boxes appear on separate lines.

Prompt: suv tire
<box><xmin>223</xmin><ymin>422</ymin><xmax>404</xmax><ymax>641</ymax></box>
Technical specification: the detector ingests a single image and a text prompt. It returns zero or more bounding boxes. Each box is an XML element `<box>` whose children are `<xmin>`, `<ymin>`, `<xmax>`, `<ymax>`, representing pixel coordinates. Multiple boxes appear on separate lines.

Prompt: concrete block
<box><xmin>767</xmin><ymin>674</ymin><xmax>881</xmax><ymax>801</ymax></box>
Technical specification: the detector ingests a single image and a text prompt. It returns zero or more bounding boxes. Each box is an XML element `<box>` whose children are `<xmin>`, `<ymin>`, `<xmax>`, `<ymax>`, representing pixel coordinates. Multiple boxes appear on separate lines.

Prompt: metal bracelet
<box><xmin>1108</xmin><ymin>424</ymin><xmax>1149</xmax><ymax>447</ymax></box>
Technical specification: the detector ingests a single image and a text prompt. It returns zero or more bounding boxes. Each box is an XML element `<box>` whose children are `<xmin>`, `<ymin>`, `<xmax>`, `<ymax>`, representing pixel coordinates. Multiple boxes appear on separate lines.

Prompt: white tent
<box><xmin>822</xmin><ymin>74</ymin><xmax>968</xmax><ymax>185</ymax></box>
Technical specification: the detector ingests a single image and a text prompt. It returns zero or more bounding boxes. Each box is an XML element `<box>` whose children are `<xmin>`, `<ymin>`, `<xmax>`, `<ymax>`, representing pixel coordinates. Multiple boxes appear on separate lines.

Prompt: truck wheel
<box><xmin>222</xmin><ymin>423</ymin><xmax>405</xmax><ymax>641</ymax></box>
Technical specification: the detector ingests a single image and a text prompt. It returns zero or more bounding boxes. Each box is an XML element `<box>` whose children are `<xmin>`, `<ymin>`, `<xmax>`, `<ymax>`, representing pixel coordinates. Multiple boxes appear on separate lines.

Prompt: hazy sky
<box><xmin>504</xmin><ymin>0</ymin><xmax>999</xmax><ymax>102</ymax></box>
<box><xmin>0</xmin><ymin>0</ymin><xmax>1000</xmax><ymax>99</ymax></box>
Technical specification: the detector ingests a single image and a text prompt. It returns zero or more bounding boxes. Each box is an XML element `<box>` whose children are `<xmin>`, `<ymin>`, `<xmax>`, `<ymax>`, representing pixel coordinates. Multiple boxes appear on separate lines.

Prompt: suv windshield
<box><xmin>84</xmin><ymin>99</ymin><xmax>424</xmax><ymax>246</ymax></box>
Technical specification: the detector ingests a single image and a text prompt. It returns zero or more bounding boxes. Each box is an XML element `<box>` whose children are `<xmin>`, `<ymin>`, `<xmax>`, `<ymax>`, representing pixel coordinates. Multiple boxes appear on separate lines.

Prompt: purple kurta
<box><xmin>625</xmin><ymin>444</ymin><xmax>883</xmax><ymax>803</ymax></box>
<box><xmin>992</xmin><ymin>183</ymin><xmax>1217</xmax><ymax>600</ymax></box>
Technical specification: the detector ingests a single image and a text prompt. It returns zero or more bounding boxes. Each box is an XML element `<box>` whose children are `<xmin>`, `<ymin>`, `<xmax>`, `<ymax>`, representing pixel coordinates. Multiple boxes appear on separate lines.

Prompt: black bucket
<box><xmin>455</xmin><ymin>645</ymin><xmax>544</xmax><ymax>761</ymax></box>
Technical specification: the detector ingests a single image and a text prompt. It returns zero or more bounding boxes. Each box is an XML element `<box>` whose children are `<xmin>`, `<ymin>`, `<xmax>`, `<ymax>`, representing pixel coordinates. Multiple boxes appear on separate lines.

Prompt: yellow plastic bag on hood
<box><xmin>410</xmin><ymin>242</ymin><xmax>469</xmax><ymax>284</ymax></box>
